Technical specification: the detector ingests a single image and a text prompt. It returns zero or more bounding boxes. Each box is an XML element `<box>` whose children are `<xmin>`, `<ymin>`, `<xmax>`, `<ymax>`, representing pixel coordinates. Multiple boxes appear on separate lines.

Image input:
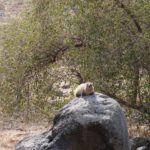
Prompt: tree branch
<box><xmin>70</xmin><ymin>68</ymin><xmax>84</xmax><ymax>84</ymax></box>
<box><xmin>101</xmin><ymin>91</ymin><xmax>149</xmax><ymax>114</ymax></box>
<box><xmin>114</xmin><ymin>0</ymin><xmax>142</xmax><ymax>33</ymax></box>
<box><xmin>32</xmin><ymin>37</ymin><xmax>84</xmax><ymax>69</ymax></box>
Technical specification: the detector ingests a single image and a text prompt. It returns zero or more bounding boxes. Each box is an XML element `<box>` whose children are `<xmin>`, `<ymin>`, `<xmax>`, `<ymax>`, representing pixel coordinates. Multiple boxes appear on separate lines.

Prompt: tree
<box><xmin>0</xmin><ymin>0</ymin><xmax>149</xmax><ymax>119</ymax></box>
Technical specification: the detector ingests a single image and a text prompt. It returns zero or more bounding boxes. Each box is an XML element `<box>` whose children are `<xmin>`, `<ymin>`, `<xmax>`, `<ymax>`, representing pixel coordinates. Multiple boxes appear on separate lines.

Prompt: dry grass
<box><xmin>128</xmin><ymin>125</ymin><xmax>150</xmax><ymax>138</ymax></box>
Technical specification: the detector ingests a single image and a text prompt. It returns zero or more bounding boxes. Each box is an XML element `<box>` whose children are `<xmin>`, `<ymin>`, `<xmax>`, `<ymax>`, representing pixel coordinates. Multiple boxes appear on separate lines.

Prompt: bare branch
<box><xmin>101</xmin><ymin>91</ymin><xmax>149</xmax><ymax>114</ymax></box>
<box><xmin>70</xmin><ymin>68</ymin><xmax>84</xmax><ymax>84</ymax></box>
<box><xmin>114</xmin><ymin>0</ymin><xmax>142</xmax><ymax>33</ymax></box>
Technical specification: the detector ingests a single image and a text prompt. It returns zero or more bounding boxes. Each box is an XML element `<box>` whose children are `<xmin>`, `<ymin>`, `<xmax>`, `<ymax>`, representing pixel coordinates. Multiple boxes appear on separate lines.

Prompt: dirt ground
<box><xmin>0</xmin><ymin>124</ymin><xmax>149</xmax><ymax>150</ymax></box>
<box><xmin>0</xmin><ymin>121</ymin><xmax>49</xmax><ymax>150</ymax></box>
<box><xmin>0</xmin><ymin>126</ymin><xmax>47</xmax><ymax>150</ymax></box>
<box><xmin>0</xmin><ymin>112</ymin><xmax>149</xmax><ymax>150</ymax></box>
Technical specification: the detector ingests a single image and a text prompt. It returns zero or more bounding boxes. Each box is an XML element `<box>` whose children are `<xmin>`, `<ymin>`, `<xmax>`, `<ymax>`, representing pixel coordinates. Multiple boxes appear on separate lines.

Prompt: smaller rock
<box><xmin>130</xmin><ymin>137</ymin><xmax>150</xmax><ymax>150</ymax></box>
<box><xmin>136</xmin><ymin>146</ymin><xmax>147</xmax><ymax>150</ymax></box>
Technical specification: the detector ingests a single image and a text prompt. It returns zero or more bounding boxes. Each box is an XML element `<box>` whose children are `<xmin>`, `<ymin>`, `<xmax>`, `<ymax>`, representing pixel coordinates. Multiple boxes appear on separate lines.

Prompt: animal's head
<box><xmin>85</xmin><ymin>82</ymin><xmax>94</xmax><ymax>93</ymax></box>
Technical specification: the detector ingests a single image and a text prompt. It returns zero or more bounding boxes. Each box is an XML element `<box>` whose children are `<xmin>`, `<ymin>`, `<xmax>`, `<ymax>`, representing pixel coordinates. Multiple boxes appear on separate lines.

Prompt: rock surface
<box><xmin>130</xmin><ymin>137</ymin><xmax>150</xmax><ymax>150</ymax></box>
<box><xmin>16</xmin><ymin>93</ymin><xmax>130</xmax><ymax>150</ymax></box>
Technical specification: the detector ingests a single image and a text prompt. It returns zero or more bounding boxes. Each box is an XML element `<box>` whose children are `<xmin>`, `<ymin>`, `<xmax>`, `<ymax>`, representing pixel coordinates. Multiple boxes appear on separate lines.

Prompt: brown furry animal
<box><xmin>74</xmin><ymin>82</ymin><xmax>94</xmax><ymax>97</ymax></box>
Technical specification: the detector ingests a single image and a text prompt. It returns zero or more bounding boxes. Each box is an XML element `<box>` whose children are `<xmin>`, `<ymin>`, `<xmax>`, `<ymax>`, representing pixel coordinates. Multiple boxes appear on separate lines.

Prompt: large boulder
<box><xmin>16</xmin><ymin>93</ymin><xmax>130</xmax><ymax>150</ymax></box>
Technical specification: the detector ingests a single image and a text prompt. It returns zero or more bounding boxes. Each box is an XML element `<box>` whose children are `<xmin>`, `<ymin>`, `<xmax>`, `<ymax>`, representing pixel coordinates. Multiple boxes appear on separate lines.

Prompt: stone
<box><xmin>130</xmin><ymin>137</ymin><xmax>150</xmax><ymax>150</ymax></box>
<box><xmin>16</xmin><ymin>93</ymin><xmax>130</xmax><ymax>150</ymax></box>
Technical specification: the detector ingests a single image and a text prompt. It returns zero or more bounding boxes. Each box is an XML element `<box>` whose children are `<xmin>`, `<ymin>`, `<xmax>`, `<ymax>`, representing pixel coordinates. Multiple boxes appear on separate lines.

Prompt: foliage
<box><xmin>0</xmin><ymin>0</ymin><xmax>149</xmax><ymax>120</ymax></box>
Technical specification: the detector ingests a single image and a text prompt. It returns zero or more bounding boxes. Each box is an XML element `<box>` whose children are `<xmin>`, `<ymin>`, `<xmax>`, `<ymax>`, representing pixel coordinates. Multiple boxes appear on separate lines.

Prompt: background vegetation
<box><xmin>0</xmin><ymin>0</ymin><xmax>149</xmax><ymax>123</ymax></box>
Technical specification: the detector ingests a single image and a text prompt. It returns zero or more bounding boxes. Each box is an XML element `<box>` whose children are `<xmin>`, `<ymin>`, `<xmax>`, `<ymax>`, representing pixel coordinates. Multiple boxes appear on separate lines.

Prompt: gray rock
<box><xmin>136</xmin><ymin>146</ymin><xmax>147</xmax><ymax>150</ymax></box>
<box><xmin>130</xmin><ymin>137</ymin><xmax>150</xmax><ymax>150</ymax></box>
<box><xmin>16</xmin><ymin>93</ymin><xmax>130</xmax><ymax>150</ymax></box>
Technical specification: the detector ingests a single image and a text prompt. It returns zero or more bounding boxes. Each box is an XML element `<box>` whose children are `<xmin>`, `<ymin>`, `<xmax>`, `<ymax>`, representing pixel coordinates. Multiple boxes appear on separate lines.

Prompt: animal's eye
<box><xmin>88</xmin><ymin>84</ymin><xmax>92</xmax><ymax>87</ymax></box>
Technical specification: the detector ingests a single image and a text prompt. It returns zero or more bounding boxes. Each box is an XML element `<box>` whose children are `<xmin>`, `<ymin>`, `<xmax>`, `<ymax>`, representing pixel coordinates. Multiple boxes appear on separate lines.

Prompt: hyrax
<box><xmin>74</xmin><ymin>82</ymin><xmax>94</xmax><ymax>97</ymax></box>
